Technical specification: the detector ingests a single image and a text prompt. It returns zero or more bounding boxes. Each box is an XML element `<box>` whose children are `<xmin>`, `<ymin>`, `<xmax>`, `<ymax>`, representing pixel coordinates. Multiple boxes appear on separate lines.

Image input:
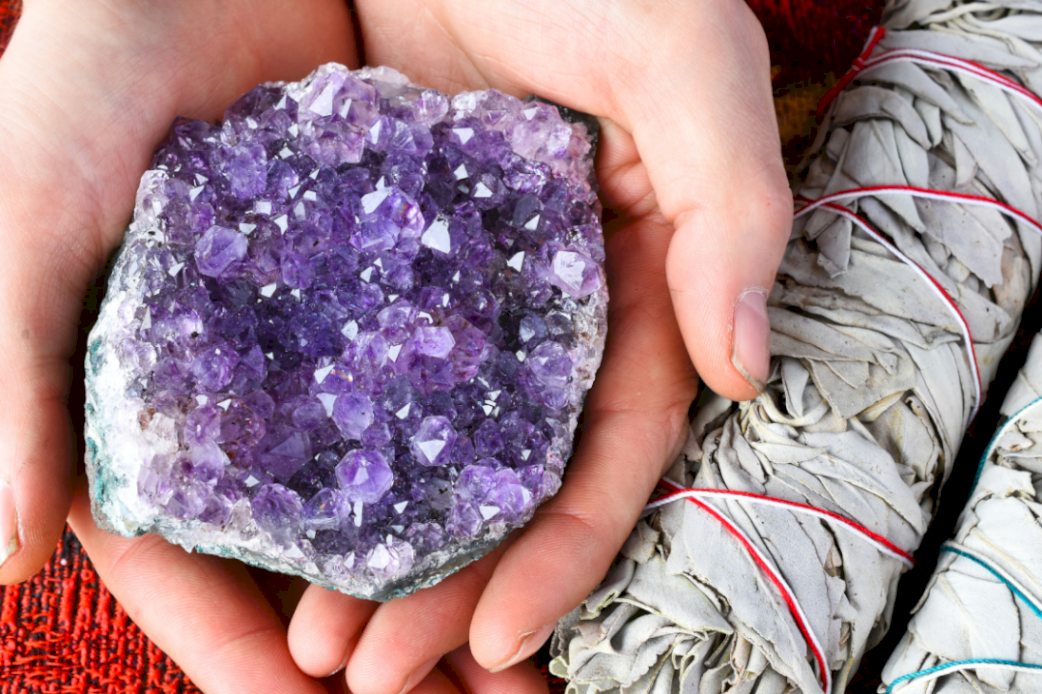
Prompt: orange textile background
<box><xmin>0</xmin><ymin>2</ymin><xmax>885</xmax><ymax>692</ymax></box>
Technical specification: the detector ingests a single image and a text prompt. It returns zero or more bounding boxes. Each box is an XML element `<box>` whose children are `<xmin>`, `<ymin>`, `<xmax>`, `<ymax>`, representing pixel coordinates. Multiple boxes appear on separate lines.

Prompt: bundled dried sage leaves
<box><xmin>550</xmin><ymin>1</ymin><xmax>1042</xmax><ymax>692</ymax></box>
<box><xmin>881</xmin><ymin>332</ymin><xmax>1042</xmax><ymax>693</ymax></box>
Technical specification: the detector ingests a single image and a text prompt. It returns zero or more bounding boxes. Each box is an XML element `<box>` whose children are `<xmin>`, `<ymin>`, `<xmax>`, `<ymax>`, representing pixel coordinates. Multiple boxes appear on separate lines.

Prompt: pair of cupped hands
<box><xmin>0</xmin><ymin>0</ymin><xmax>791</xmax><ymax>691</ymax></box>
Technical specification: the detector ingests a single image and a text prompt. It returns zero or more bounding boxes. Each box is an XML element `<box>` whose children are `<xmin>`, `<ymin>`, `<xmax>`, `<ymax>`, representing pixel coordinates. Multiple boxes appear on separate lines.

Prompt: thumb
<box><xmin>0</xmin><ymin>3</ymin><xmax>155</xmax><ymax>582</ymax></box>
<box><xmin>0</xmin><ymin>197</ymin><xmax>86</xmax><ymax>581</ymax></box>
<box><xmin>630</xmin><ymin>0</ymin><xmax>791</xmax><ymax>400</ymax></box>
<box><xmin>0</xmin><ymin>151</ymin><xmax>93</xmax><ymax>580</ymax></box>
<box><xmin>0</xmin><ymin>8</ymin><xmax>156</xmax><ymax>581</ymax></box>
<box><xmin>0</xmin><ymin>42</ymin><xmax>109</xmax><ymax>581</ymax></box>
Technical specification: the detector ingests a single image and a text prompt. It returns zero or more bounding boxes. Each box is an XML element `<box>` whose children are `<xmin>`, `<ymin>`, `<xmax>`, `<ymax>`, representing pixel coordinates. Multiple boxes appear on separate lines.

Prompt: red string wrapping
<box><xmin>649</xmin><ymin>479</ymin><xmax>833</xmax><ymax>694</ymax></box>
<box><xmin>646</xmin><ymin>485</ymin><xmax>915</xmax><ymax>566</ymax></box>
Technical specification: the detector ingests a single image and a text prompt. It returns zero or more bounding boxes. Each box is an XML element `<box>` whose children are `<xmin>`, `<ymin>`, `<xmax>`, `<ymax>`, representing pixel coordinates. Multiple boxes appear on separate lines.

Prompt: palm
<box><xmin>281</xmin><ymin>4</ymin><xmax>699</xmax><ymax>693</ymax></box>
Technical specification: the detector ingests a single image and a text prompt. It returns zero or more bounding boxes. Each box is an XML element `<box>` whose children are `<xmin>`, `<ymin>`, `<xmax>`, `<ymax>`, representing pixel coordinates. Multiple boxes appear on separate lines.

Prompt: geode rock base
<box><xmin>85</xmin><ymin>64</ymin><xmax>606</xmax><ymax>600</ymax></box>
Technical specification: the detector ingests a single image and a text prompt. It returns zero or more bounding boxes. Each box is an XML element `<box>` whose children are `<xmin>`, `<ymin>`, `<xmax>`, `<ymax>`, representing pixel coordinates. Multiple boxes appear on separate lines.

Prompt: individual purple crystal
<box><xmin>367</xmin><ymin>537</ymin><xmax>415</xmax><ymax>580</ymax></box>
<box><xmin>550</xmin><ymin>250</ymin><xmax>601</xmax><ymax>298</ymax></box>
<box><xmin>335</xmin><ymin>450</ymin><xmax>394</xmax><ymax>504</ymax></box>
<box><xmin>332</xmin><ymin>393</ymin><xmax>375</xmax><ymax>439</ymax></box>
<box><xmin>410</xmin><ymin>326</ymin><xmax>455</xmax><ymax>359</ymax></box>
<box><xmin>411</xmin><ymin>416</ymin><xmax>457</xmax><ymax>467</ymax></box>
<box><xmin>252</xmin><ymin>484</ymin><xmax>304</xmax><ymax>545</ymax></box>
<box><xmin>195</xmin><ymin>225</ymin><xmax>248</xmax><ymax>278</ymax></box>
<box><xmin>302</xmin><ymin>488</ymin><xmax>342</xmax><ymax>530</ymax></box>
<box><xmin>85</xmin><ymin>64</ymin><xmax>607</xmax><ymax>600</ymax></box>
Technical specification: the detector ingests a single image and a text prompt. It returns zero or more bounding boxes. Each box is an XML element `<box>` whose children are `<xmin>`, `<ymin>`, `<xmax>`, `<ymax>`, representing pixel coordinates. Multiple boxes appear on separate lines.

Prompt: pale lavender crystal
<box><xmin>367</xmin><ymin>537</ymin><xmax>415</xmax><ymax>580</ymax></box>
<box><xmin>411</xmin><ymin>416</ymin><xmax>457</xmax><ymax>467</ymax></box>
<box><xmin>302</xmin><ymin>488</ymin><xmax>342</xmax><ymax>530</ymax></box>
<box><xmin>405</xmin><ymin>522</ymin><xmax>445</xmax><ymax>552</ymax></box>
<box><xmin>410</xmin><ymin>326</ymin><xmax>455</xmax><ymax>359</ymax></box>
<box><xmin>85</xmin><ymin>63</ymin><xmax>607</xmax><ymax>600</ymax></box>
<box><xmin>253</xmin><ymin>484</ymin><xmax>304</xmax><ymax>545</ymax></box>
<box><xmin>196</xmin><ymin>225</ymin><xmax>248</xmax><ymax>278</ymax></box>
<box><xmin>551</xmin><ymin>250</ymin><xmax>601</xmax><ymax>298</ymax></box>
<box><xmin>335</xmin><ymin>450</ymin><xmax>394</xmax><ymax>503</ymax></box>
<box><xmin>447</xmin><ymin>501</ymin><xmax>484</xmax><ymax>538</ymax></box>
<box><xmin>332</xmin><ymin>393</ymin><xmax>375</xmax><ymax>439</ymax></box>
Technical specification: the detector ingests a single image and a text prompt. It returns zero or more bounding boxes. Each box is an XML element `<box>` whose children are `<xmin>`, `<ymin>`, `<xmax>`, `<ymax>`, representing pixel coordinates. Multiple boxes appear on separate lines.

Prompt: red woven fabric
<box><xmin>747</xmin><ymin>0</ymin><xmax>883</xmax><ymax>81</ymax></box>
<box><xmin>1</xmin><ymin>530</ymin><xmax>200</xmax><ymax>694</ymax></box>
<box><xmin>0</xmin><ymin>0</ymin><xmax>17</xmax><ymax>54</ymax></box>
<box><xmin>0</xmin><ymin>2</ymin><xmax>885</xmax><ymax>692</ymax></box>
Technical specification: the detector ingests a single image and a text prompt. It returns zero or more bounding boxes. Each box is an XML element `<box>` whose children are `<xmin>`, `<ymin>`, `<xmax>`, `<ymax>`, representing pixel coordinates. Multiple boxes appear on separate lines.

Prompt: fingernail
<box><xmin>488</xmin><ymin>622</ymin><xmax>555</xmax><ymax>674</ymax></box>
<box><xmin>732</xmin><ymin>288</ymin><xmax>771</xmax><ymax>392</ymax></box>
<box><xmin>0</xmin><ymin>480</ymin><xmax>19</xmax><ymax>569</ymax></box>
<box><xmin>399</xmin><ymin>654</ymin><xmax>441</xmax><ymax>694</ymax></box>
<box><xmin>326</xmin><ymin>655</ymin><xmax>347</xmax><ymax>678</ymax></box>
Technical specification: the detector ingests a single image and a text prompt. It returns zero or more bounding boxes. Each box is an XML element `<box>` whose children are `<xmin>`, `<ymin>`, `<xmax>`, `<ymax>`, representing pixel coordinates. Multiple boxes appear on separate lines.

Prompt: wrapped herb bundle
<box><xmin>551</xmin><ymin>2</ymin><xmax>1042</xmax><ymax>692</ymax></box>
<box><xmin>881</xmin><ymin>333</ymin><xmax>1042</xmax><ymax>693</ymax></box>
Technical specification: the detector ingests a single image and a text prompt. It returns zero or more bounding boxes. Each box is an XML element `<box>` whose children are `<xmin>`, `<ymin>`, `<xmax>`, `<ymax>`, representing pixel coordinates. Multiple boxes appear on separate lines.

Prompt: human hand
<box><xmin>285</xmin><ymin>1</ymin><xmax>791</xmax><ymax>692</ymax></box>
<box><xmin>2</xmin><ymin>2</ymin><xmax>573</xmax><ymax>691</ymax></box>
<box><xmin>1</xmin><ymin>2</ymin><xmax>349</xmax><ymax>693</ymax></box>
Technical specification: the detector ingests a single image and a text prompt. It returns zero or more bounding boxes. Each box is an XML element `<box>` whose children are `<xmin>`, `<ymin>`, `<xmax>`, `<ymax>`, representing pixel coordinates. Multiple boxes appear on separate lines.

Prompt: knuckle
<box><xmin>725</xmin><ymin>171</ymin><xmax>793</xmax><ymax>246</ymax></box>
<box><xmin>210</xmin><ymin>622</ymin><xmax>282</xmax><ymax>663</ymax></box>
<box><xmin>534</xmin><ymin>506</ymin><xmax>608</xmax><ymax>559</ymax></box>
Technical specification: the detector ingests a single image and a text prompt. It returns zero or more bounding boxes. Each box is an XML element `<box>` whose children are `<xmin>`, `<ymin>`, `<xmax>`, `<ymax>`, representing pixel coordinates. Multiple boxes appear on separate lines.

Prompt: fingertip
<box><xmin>467</xmin><ymin>490</ymin><xmax>636</xmax><ymax>671</ymax></box>
<box><xmin>445</xmin><ymin>644</ymin><xmax>549</xmax><ymax>694</ymax></box>
<box><xmin>482</xmin><ymin>622</ymin><xmax>555</xmax><ymax>674</ymax></box>
<box><xmin>469</xmin><ymin>536</ymin><xmax>571</xmax><ymax>671</ymax></box>
<box><xmin>346</xmin><ymin>540</ymin><xmax>512</xmax><ymax>694</ymax></box>
<box><xmin>0</xmin><ymin>423</ymin><xmax>74</xmax><ymax>585</ymax></box>
<box><xmin>287</xmin><ymin>584</ymin><xmax>376</xmax><ymax>679</ymax></box>
<box><xmin>0</xmin><ymin>479</ymin><xmax>20</xmax><ymax>577</ymax></box>
<box><xmin>731</xmin><ymin>287</ymin><xmax>772</xmax><ymax>394</ymax></box>
<box><xmin>0</xmin><ymin>241</ymin><xmax>83</xmax><ymax>587</ymax></box>
<box><xmin>666</xmin><ymin>190</ymin><xmax>789</xmax><ymax>402</ymax></box>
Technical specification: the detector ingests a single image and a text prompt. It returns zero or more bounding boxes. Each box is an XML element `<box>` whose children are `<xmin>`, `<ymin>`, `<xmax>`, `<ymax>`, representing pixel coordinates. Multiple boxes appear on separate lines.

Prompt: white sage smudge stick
<box><xmin>880</xmin><ymin>332</ymin><xmax>1042</xmax><ymax>694</ymax></box>
<box><xmin>550</xmin><ymin>2</ymin><xmax>1042</xmax><ymax>693</ymax></box>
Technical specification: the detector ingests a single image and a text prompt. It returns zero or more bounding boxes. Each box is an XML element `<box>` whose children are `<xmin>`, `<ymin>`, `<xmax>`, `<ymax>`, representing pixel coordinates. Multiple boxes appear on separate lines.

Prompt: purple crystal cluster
<box><xmin>85</xmin><ymin>65</ymin><xmax>606</xmax><ymax>599</ymax></box>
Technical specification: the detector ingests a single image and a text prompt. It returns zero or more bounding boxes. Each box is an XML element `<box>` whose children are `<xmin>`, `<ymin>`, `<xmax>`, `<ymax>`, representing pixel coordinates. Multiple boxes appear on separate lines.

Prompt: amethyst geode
<box><xmin>84</xmin><ymin>64</ymin><xmax>607</xmax><ymax>599</ymax></box>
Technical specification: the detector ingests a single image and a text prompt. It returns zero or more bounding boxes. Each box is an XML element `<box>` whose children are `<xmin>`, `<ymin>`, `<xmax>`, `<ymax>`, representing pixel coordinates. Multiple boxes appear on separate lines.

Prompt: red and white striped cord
<box><xmin>817</xmin><ymin>27</ymin><xmax>888</xmax><ymax>116</ymax></box>
<box><xmin>797</xmin><ymin>185</ymin><xmax>1042</xmax><ymax>238</ymax></box>
<box><xmin>645</xmin><ymin>483</ymin><xmax>915</xmax><ymax>567</ymax></box>
<box><xmin>793</xmin><ymin>193</ymin><xmax>984</xmax><ymax>420</ymax></box>
<box><xmin>809</xmin><ymin>26</ymin><xmax>1042</xmax><ymax>416</ymax></box>
<box><xmin>794</xmin><ymin>183</ymin><xmax>1042</xmax><ymax>419</ymax></box>
<box><xmin>818</xmin><ymin>26</ymin><xmax>1042</xmax><ymax>118</ymax></box>
<box><xmin>648</xmin><ymin>479</ymin><xmax>832</xmax><ymax>694</ymax></box>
